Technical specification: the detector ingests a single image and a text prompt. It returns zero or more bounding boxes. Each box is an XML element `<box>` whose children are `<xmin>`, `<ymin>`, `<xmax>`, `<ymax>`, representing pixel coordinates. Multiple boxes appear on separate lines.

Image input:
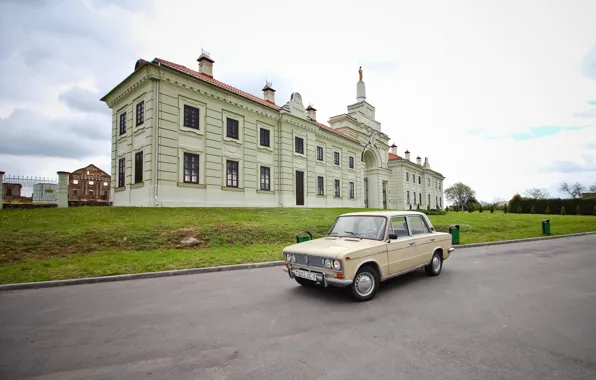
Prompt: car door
<box><xmin>406</xmin><ymin>214</ymin><xmax>434</xmax><ymax>266</ymax></box>
<box><xmin>386</xmin><ymin>216</ymin><xmax>418</xmax><ymax>275</ymax></box>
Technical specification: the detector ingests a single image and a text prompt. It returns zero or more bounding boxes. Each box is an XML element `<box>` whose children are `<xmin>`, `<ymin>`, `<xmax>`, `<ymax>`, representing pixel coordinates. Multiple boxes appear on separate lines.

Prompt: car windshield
<box><xmin>326</xmin><ymin>215</ymin><xmax>387</xmax><ymax>240</ymax></box>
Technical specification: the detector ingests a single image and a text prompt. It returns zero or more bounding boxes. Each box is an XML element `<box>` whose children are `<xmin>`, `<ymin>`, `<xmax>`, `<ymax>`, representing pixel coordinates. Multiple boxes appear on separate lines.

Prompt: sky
<box><xmin>0</xmin><ymin>0</ymin><xmax>595</xmax><ymax>203</ymax></box>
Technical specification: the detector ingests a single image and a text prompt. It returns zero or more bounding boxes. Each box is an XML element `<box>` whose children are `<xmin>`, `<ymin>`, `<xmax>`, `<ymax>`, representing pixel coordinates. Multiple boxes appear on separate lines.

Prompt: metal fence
<box><xmin>2</xmin><ymin>175</ymin><xmax>59</xmax><ymax>204</ymax></box>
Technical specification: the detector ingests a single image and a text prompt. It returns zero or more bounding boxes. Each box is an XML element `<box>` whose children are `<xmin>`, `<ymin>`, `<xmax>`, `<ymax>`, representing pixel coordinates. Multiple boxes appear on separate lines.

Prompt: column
<box><xmin>0</xmin><ymin>171</ymin><xmax>4</xmax><ymax>210</ymax></box>
<box><xmin>57</xmin><ymin>171</ymin><xmax>70</xmax><ymax>208</ymax></box>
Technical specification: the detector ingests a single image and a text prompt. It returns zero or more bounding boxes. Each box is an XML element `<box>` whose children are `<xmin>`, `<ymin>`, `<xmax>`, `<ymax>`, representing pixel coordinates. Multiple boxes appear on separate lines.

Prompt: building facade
<box><xmin>68</xmin><ymin>164</ymin><xmax>111</xmax><ymax>205</ymax></box>
<box><xmin>100</xmin><ymin>53</ymin><xmax>445</xmax><ymax>209</ymax></box>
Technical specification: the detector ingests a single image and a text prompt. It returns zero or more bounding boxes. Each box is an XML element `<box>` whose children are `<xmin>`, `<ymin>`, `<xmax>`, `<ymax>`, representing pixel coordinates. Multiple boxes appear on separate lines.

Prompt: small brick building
<box><xmin>68</xmin><ymin>164</ymin><xmax>111</xmax><ymax>205</ymax></box>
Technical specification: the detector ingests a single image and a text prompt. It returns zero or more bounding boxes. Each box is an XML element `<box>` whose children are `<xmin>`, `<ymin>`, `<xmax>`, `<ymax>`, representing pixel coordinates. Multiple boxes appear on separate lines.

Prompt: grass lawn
<box><xmin>1</xmin><ymin>207</ymin><xmax>595</xmax><ymax>284</ymax></box>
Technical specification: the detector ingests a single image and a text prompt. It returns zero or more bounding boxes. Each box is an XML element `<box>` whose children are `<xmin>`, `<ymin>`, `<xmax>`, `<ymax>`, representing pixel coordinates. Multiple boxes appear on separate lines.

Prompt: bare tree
<box><xmin>523</xmin><ymin>188</ymin><xmax>550</xmax><ymax>199</ymax></box>
<box><xmin>444</xmin><ymin>182</ymin><xmax>476</xmax><ymax>213</ymax></box>
<box><xmin>559</xmin><ymin>182</ymin><xmax>585</xmax><ymax>198</ymax></box>
<box><xmin>590</xmin><ymin>184</ymin><xmax>596</xmax><ymax>192</ymax></box>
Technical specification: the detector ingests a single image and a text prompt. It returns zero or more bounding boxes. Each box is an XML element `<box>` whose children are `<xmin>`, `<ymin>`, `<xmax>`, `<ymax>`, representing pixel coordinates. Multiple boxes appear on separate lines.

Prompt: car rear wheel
<box><xmin>348</xmin><ymin>265</ymin><xmax>379</xmax><ymax>302</ymax></box>
<box><xmin>425</xmin><ymin>251</ymin><xmax>443</xmax><ymax>276</ymax></box>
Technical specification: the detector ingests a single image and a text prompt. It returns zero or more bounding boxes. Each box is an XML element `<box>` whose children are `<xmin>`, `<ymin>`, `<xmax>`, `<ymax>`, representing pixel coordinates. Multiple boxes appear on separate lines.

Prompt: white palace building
<box><xmin>100</xmin><ymin>51</ymin><xmax>445</xmax><ymax>209</ymax></box>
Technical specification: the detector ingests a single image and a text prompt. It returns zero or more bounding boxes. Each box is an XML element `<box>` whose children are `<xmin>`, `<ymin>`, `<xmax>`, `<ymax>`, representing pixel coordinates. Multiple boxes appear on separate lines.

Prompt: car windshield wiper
<box><xmin>344</xmin><ymin>231</ymin><xmax>362</xmax><ymax>238</ymax></box>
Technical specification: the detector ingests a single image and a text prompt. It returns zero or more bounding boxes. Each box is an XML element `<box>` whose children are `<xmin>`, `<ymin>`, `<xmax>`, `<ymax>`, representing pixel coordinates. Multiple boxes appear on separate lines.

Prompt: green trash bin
<box><xmin>541</xmin><ymin>219</ymin><xmax>551</xmax><ymax>235</ymax></box>
<box><xmin>296</xmin><ymin>231</ymin><xmax>313</xmax><ymax>243</ymax></box>
<box><xmin>448</xmin><ymin>224</ymin><xmax>460</xmax><ymax>244</ymax></box>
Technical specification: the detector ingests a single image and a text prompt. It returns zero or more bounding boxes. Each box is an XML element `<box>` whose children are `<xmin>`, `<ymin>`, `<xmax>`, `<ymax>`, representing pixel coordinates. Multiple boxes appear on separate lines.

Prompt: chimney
<box><xmin>405</xmin><ymin>149</ymin><xmax>410</xmax><ymax>161</ymax></box>
<box><xmin>262</xmin><ymin>81</ymin><xmax>276</xmax><ymax>104</ymax></box>
<box><xmin>417</xmin><ymin>156</ymin><xmax>422</xmax><ymax>165</ymax></box>
<box><xmin>424</xmin><ymin>157</ymin><xmax>430</xmax><ymax>168</ymax></box>
<box><xmin>390</xmin><ymin>143</ymin><xmax>397</xmax><ymax>155</ymax></box>
<box><xmin>197</xmin><ymin>49</ymin><xmax>214</xmax><ymax>77</ymax></box>
<box><xmin>306</xmin><ymin>104</ymin><xmax>317</xmax><ymax>121</ymax></box>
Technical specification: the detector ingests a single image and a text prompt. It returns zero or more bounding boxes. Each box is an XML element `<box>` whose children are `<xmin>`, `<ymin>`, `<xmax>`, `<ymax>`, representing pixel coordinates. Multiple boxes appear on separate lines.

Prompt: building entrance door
<box><xmin>296</xmin><ymin>171</ymin><xmax>304</xmax><ymax>206</ymax></box>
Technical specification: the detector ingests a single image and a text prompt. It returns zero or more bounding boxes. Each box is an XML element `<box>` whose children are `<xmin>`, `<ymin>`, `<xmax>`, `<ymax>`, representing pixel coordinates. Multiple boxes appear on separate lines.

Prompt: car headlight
<box><xmin>291</xmin><ymin>254</ymin><xmax>296</xmax><ymax>263</ymax></box>
<box><xmin>284</xmin><ymin>253</ymin><xmax>291</xmax><ymax>262</ymax></box>
<box><xmin>333</xmin><ymin>260</ymin><xmax>341</xmax><ymax>270</ymax></box>
<box><xmin>323</xmin><ymin>259</ymin><xmax>332</xmax><ymax>269</ymax></box>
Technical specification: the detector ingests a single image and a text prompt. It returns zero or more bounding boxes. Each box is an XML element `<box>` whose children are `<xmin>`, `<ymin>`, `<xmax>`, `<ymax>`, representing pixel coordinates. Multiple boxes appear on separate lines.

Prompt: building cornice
<box><xmin>102</xmin><ymin>66</ymin><xmax>159</xmax><ymax>108</ymax></box>
<box><xmin>388</xmin><ymin>159</ymin><xmax>445</xmax><ymax>179</ymax></box>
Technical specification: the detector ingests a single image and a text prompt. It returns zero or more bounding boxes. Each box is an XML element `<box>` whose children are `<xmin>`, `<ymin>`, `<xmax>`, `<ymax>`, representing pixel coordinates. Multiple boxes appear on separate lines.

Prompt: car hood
<box><xmin>282</xmin><ymin>237</ymin><xmax>386</xmax><ymax>259</ymax></box>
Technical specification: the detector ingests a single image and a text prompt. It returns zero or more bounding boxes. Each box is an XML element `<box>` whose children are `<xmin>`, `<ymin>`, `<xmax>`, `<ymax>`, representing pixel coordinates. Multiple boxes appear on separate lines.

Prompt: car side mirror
<box><xmin>388</xmin><ymin>233</ymin><xmax>398</xmax><ymax>240</ymax></box>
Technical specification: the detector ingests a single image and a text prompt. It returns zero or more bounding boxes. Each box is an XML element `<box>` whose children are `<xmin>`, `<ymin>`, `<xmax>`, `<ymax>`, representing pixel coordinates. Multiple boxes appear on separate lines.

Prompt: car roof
<box><xmin>338</xmin><ymin>210</ymin><xmax>428</xmax><ymax>217</ymax></box>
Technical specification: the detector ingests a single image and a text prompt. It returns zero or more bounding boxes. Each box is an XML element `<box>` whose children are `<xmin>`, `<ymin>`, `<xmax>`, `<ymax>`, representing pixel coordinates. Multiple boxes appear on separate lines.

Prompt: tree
<box><xmin>559</xmin><ymin>182</ymin><xmax>584</xmax><ymax>198</ymax></box>
<box><xmin>444</xmin><ymin>182</ymin><xmax>476</xmax><ymax>214</ymax></box>
<box><xmin>590</xmin><ymin>184</ymin><xmax>596</xmax><ymax>192</ymax></box>
<box><xmin>524</xmin><ymin>188</ymin><xmax>550</xmax><ymax>199</ymax></box>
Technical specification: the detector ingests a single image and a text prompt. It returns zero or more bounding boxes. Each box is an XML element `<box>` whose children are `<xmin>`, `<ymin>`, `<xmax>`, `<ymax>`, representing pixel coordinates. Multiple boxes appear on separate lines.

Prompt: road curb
<box><xmin>452</xmin><ymin>231</ymin><xmax>596</xmax><ymax>249</ymax></box>
<box><xmin>1</xmin><ymin>231</ymin><xmax>595</xmax><ymax>291</ymax></box>
<box><xmin>0</xmin><ymin>261</ymin><xmax>285</xmax><ymax>292</ymax></box>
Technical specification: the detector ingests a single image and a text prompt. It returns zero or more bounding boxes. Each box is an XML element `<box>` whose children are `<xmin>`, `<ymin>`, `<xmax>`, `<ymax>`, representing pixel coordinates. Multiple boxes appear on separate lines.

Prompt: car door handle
<box><xmin>409</xmin><ymin>241</ymin><xmax>415</xmax><ymax>245</ymax></box>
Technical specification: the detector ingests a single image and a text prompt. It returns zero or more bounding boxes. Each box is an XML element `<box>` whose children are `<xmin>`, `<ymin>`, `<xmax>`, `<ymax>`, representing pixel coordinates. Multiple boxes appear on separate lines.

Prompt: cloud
<box><xmin>542</xmin><ymin>160</ymin><xmax>596</xmax><ymax>174</ymax></box>
<box><xmin>585</xmin><ymin>142</ymin><xmax>596</xmax><ymax>150</ymax></box>
<box><xmin>0</xmin><ymin>109</ymin><xmax>111</xmax><ymax>159</ymax></box>
<box><xmin>582</xmin><ymin>45</ymin><xmax>596</xmax><ymax>81</ymax></box>
<box><xmin>574</xmin><ymin>107</ymin><xmax>596</xmax><ymax>119</ymax></box>
<box><xmin>511</xmin><ymin>126</ymin><xmax>588</xmax><ymax>141</ymax></box>
<box><xmin>59</xmin><ymin>86</ymin><xmax>110</xmax><ymax>115</ymax></box>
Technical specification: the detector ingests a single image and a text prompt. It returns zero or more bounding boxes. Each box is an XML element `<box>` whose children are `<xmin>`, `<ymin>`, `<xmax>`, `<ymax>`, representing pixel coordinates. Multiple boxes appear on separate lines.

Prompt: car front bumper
<box><xmin>282</xmin><ymin>265</ymin><xmax>353</xmax><ymax>288</ymax></box>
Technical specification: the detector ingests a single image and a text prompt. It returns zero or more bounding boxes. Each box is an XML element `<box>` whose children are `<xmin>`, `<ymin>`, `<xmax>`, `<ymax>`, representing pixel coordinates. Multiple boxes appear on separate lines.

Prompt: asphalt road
<box><xmin>1</xmin><ymin>235</ymin><xmax>596</xmax><ymax>380</ymax></box>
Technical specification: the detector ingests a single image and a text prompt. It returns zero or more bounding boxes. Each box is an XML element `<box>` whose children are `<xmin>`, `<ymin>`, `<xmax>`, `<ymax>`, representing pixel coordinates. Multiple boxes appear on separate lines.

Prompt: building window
<box><xmin>118</xmin><ymin>157</ymin><xmax>125</xmax><ymax>187</ymax></box>
<box><xmin>317</xmin><ymin>176</ymin><xmax>324</xmax><ymax>195</ymax></box>
<box><xmin>183</xmin><ymin>153</ymin><xmax>199</xmax><ymax>184</ymax></box>
<box><xmin>317</xmin><ymin>146</ymin><xmax>324</xmax><ymax>161</ymax></box>
<box><xmin>419</xmin><ymin>176</ymin><xmax>421</xmax><ymax>184</ymax></box>
<box><xmin>439</xmin><ymin>197</ymin><xmax>442</xmax><ymax>207</ymax></box>
<box><xmin>413</xmin><ymin>192</ymin><xmax>416</xmax><ymax>204</ymax></box>
<box><xmin>260</xmin><ymin>166</ymin><xmax>270</xmax><ymax>191</ymax></box>
<box><xmin>183</xmin><ymin>105</ymin><xmax>200</xmax><ymax>129</ymax></box>
<box><xmin>134</xmin><ymin>151</ymin><xmax>143</xmax><ymax>183</ymax></box>
<box><xmin>334</xmin><ymin>151</ymin><xmax>340</xmax><ymax>165</ymax></box>
<box><xmin>349</xmin><ymin>156</ymin><xmax>354</xmax><ymax>169</ymax></box>
<box><xmin>349</xmin><ymin>182</ymin><xmax>355</xmax><ymax>198</ymax></box>
<box><xmin>295</xmin><ymin>136</ymin><xmax>304</xmax><ymax>154</ymax></box>
<box><xmin>334</xmin><ymin>179</ymin><xmax>340</xmax><ymax>197</ymax></box>
<box><xmin>428</xmin><ymin>193</ymin><xmax>431</xmax><ymax>206</ymax></box>
<box><xmin>226</xmin><ymin>160</ymin><xmax>239</xmax><ymax>187</ymax></box>
<box><xmin>412</xmin><ymin>174</ymin><xmax>415</xmax><ymax>183</ymax></box>
<box><xmin>119</xmin><ymin>112</ymin><xmax>126</xmax><ymax>135</ymax></box>
<box><xmin>260</xmin><ymin>128</ymin><xmax>270</xmax><ymax>147</ymax></box>
<box><xmin>428</xmin><ymin>178</ymin><xmax>431</xmax><ymax>186</ymax></box>
<box><xmin>419</xmin><ymin>193</ymin><xmax>422</xmax><ymax>204</ymax></box>
<box><xmin>89</xmin><ymin>181</ymin><xmax>94</xmax><ymax>185</ymax></box>
<box><xmin>136</xmin><ymin>100</ymin><xmax>144</xmax><ymax>126</ymax></box>
<box><xmin>407</xmin><ymin>191</ymin><xmax>410</xmax><ymax>204</ymax></box>
<box><xmin>226</xmin><ymin>118</ymin><xmax>239</xmax><ymax>139</ymax></box>
<box><xmin>103</xmin><ymin>182</ymin><xmax>108</xmax><ymax>187</ymax></box>
<box><xmin>406</xmin><ymin>172</ymin><xmax>409</xmax><ymax>181</ymax></box>
<box><xmin>72</xmin><ymin>179</ymin><xmax>79</xmax><ymax>185</ymax></box>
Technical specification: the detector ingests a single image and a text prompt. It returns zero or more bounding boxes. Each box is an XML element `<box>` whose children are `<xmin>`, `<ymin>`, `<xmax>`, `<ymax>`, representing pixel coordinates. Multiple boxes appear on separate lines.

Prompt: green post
<box><xmin>541</xmin><ymin>219</ymin><xmax>550</xmax><ymax>235</ymax></box>
<box><xmin>448</xmin><ymin>224</ymin><xmax>460</xmax><ymax>244</ymax></box>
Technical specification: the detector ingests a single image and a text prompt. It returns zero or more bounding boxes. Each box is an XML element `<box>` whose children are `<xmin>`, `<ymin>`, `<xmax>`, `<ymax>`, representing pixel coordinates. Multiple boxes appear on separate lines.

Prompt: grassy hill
<box><xmin>1</xmin><ymin>207</ymin><xmax>595</xmax><ymax>284</ymax></box>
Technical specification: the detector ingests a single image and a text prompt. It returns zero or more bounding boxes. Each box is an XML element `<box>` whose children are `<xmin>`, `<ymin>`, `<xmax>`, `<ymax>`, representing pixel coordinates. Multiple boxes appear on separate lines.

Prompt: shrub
<box><xmin>479</xmin><ymin>204</ymin><xmax>484</xmax><ymax>213</ymax></box>
<box><xmin>561</xmin><ymin>206</ymin><xmax>566</xmax><ymax>215</ymax></box>
<box><xmin>517</xmin><ymin>204</ymin><xmax>522</xmax><ymax>214</ymax></box>
<box><xmin>593</xmin><ymin>206</ymin><xmax>596</xmax><ymax>216</ymax></box>
<box><xmin>427</xmin><ymin>204</ymin><xmax>430</xmax><ymax>211</ymax></box>
<box><xmin>409</xmin><ymin>204</ymin><xmax>412</xmax><ymax>210</ymax></box>
<box><xmin>576</xmin><ymin>205</ymin><xmax>581</xmax><ymax>215</ymax></box>
<box><xmin>490</xmin><ymin>205</ymin><xmax>495</xmax><ymax>213</ymax></box>
<box><xmin>530</xmin><ymin>205</ymin><xmax>536</xmax><ymax>214</ymax></box>
<box><xmin>545</xmin><ymin>205</ymin><xmax>551</xmax><ymax>214</ymax></box>
<box><xmin>504</xmin><ymin>205</ymin><xmax>508</xmax><ymax>214</ymax></box>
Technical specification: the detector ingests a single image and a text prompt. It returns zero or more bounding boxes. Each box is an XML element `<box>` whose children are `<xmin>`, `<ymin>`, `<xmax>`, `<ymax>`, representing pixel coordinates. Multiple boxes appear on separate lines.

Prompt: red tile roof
<box><xmin>388</xmin><ymin>152</ymin><xmax>402</xmax><ymax>160</ymax></box>
<box><xmin>152</xmin><ymin>57</ymin><xmax>359</xmax><ymax>143</ymax></box>
<box><xmin>153</xmin><ymin>58</ymin><xmax>281</xmax><ymax>111</ymax></box>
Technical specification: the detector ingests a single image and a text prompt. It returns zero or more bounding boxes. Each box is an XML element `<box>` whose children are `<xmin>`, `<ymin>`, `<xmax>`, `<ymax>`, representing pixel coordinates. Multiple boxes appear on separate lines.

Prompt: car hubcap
<box><xmin>432</xmin><ymin>255</ymin><xmax>441</xmax><ymax>272</ymax></box>
<box><xmin>355</xmin><ymin>272</ymin><xmax>374</xmax><ymax>296</ymax></box>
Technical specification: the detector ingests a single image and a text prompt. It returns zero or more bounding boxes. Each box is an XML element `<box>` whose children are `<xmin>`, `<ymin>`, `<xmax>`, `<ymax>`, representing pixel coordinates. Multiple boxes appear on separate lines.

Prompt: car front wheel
<box><xmin>348</xmin><ymin>265</ymin><xmax>379</xmax><ymax>302</ymax></box>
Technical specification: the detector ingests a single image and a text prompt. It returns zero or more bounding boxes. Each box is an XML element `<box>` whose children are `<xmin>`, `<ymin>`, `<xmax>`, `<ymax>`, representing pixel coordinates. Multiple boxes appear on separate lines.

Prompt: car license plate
<box><xmin>292</xmin><ymin>269</ymin><xmax>318</xmax><ymax>281</ymax></box>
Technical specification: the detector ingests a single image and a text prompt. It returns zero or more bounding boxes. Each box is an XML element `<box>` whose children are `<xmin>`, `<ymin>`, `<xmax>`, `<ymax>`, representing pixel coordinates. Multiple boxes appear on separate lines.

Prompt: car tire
<box><xmin>425</xmin><ymin>251</ymin><xmax>443</xmax><ymax>276</ymax></box>
<box><xmin>347</xmin><ymin>265</ymin><xmax>379</xmax><ymax>302</ymax></box>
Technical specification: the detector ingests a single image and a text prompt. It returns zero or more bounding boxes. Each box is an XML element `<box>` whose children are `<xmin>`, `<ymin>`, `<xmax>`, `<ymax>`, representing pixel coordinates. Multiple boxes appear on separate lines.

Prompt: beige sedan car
<box><xmin>282</xmin><ymin>211</ymin><xmax>454</xmax><ymax>301</ymax></box>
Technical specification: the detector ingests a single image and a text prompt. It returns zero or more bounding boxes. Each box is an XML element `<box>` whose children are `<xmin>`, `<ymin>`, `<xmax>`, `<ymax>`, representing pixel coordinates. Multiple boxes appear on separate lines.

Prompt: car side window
<box><xmin>409</xmin><ymin>216</ymin><xmax>430</xmax><ymax>235</ymax></box>
<box><xmin>389</xmin><ymin>217</ymin><xmax>409</xmax><ymax>239</ymax></box>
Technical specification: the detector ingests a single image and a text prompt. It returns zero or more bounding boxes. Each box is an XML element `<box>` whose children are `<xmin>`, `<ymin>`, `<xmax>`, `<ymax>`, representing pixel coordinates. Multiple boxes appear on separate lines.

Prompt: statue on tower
<box><xmin>358</xmin><ymin>66</ymin><xmax>363</xmax><ymax>82</ymax></box>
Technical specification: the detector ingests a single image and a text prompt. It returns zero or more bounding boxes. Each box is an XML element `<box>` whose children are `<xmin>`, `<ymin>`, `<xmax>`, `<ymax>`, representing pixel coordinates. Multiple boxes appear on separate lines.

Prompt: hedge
<box><xmin>508</xmin><ymin>197</ymin><xmax>596</xmax><ymax>215</ymax></box>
